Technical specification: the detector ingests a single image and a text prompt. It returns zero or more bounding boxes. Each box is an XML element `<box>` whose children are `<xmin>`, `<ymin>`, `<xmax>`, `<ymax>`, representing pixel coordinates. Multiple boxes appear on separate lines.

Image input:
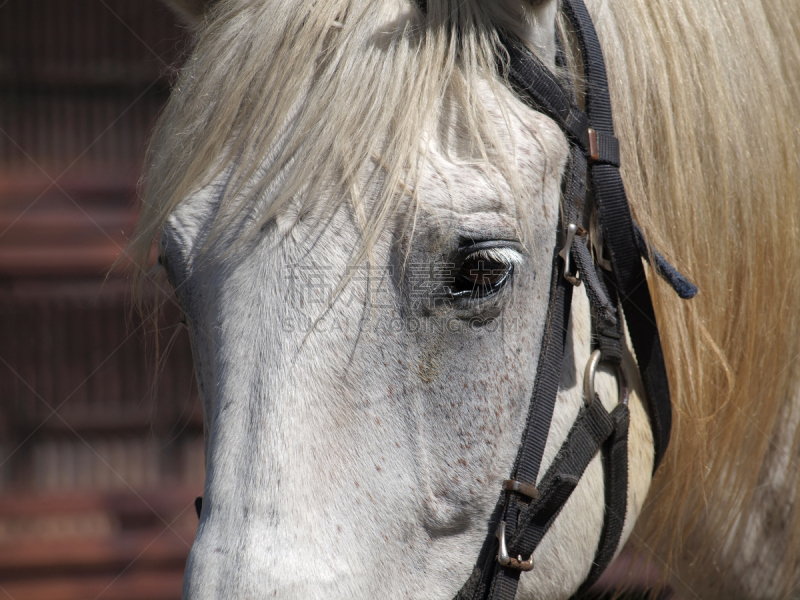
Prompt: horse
<box><xmin>131</xmin><ymin>0</ymin><xmax>800</xmax><ymax>597</ymax></box>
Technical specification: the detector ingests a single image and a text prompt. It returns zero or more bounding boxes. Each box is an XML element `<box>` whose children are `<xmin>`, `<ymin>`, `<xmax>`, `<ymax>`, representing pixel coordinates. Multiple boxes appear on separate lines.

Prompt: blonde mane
<box><xmin>603</xmin><ymin>0</ymin><xmax>800</xmax><ymax>593</ymax></box>
<box><xmin>132</xmin><ymin>0</ymin><xmax>800</xmax><ymax>593</ymax></box>
<box><xmin>131</xmin><ymin>0</ymin><xmax>528</xmax><ymax>288</ymax></box>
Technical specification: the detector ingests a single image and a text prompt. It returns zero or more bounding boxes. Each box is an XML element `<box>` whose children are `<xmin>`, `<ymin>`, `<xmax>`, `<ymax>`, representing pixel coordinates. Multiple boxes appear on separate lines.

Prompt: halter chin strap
<box><xmin>453</xmin><ymin>1</ymin><xmax>695</xmax><ymax>598</ymax></box>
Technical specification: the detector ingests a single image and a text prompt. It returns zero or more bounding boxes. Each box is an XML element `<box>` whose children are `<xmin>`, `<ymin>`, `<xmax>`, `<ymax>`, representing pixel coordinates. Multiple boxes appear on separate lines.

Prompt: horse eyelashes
<box><xmin>449</xmin><ymin>247</ymin><xmax>520</xmax><ymax>299</ymax></box>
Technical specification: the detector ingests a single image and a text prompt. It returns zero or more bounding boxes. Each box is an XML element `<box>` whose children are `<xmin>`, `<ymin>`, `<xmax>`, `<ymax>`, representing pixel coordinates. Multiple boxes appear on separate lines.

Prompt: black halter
<box><xmin>450</xmin><ymin>1</ymin><xmax>696</xmax><ymax>598</ymax></box>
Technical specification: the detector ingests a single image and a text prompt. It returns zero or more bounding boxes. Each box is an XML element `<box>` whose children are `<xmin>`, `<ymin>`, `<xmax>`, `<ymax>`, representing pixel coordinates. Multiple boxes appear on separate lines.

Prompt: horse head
<box><xmin>143</xmin><ymin>1</ymin><xmax>658</xmax><ymax>597</ymax></box>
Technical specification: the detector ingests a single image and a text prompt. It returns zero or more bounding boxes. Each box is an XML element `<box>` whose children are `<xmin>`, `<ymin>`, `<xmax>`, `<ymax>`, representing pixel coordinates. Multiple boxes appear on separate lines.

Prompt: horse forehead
<box><xmin>422</xmin><ymin>102</ymin><xmax>568</xmax><ymax>218</ymax></box>
<box><xmin>418</xmin><ymin>156</ymin><xmax>512</xmax><ymax>217</ymax></box>
<box><xmin>164</xmin><ymin>87</ymin><xmax>567</xmax><ymax>265</ymax></box>
<box><xmin>425</xmin><ymin>153</ymin><xmax>556</xmax><ymax>207</ymax></box>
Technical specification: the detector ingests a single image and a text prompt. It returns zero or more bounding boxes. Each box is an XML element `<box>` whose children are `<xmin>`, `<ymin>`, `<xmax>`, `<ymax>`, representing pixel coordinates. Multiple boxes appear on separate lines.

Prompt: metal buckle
<box><xmin>589</xmin><ymin>210</ymin><xmax>613</xmax><ymax>271</ymax></box>
<box><xmin>583</xmin><ymin>349</ymin><xmax>628</xmax><ymax>406</ymax></box>
<box><xmin>502</xmin><ymin>479</ymin><xmax>539</xmax><ymax>500</ymax></box>
<box><xmin>496</xmin><ymin>521</ymin><xmax>534</xmax><ymax>571</ymax></box>
<box><xmin>587</xmin><ymin>127</ymin><xmax>600</xmax><ymax>164</ymax></box>
<box><xmin>558</xmin><ymin>223</ymin><xmax>583</xmax><ymax>286</ymax></box>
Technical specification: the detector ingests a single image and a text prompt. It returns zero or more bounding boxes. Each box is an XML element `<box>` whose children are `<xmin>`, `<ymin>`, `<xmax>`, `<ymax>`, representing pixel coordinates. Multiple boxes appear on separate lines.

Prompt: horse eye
<box><xmin>449</xmin><ymin>249</ymin><xmax>518</xmax><ymax>299</ymax></box>
<box><xmin>462</xmin><ymin>257</ymin><xmax>509</xmax><ymax>286</ymax></box>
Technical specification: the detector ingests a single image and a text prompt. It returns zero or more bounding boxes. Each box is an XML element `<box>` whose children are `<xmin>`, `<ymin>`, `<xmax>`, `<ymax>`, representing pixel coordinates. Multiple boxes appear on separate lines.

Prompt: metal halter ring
<box><xmin>583</xmin><ymin>349</ymin><xmax>629</xmax><ymax>407</ymax></box>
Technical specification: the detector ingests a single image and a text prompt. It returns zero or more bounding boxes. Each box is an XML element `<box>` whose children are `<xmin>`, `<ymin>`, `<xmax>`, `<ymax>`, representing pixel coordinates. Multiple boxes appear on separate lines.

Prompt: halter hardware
<box><xmin>583</xmin><ymin>349</ymin><xmax>629</xmax><ymax>407</ymax></box>
<box><xmin>558</xmin><ymin>223</ymin><xmax>585</xmax><ymax>287</ymax></box>
<box><xmin>496</xmin><ymin>522</ymin><xmax>534</xmax><ymax>572</ymax></box>
<box><xmin>501</xmin><ymin>479</ymin><xmax>538</xmax><ymax>500</ymax></box>
<box><xmin>587</xmin><ymin>128</ymin><xmax>599</xmax><ymax>164</ymax></box>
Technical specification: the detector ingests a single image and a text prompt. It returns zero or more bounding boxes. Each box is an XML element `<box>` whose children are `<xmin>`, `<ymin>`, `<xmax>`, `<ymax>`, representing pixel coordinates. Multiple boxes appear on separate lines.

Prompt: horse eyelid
<box><xmin>462</xmin><ymin>246</ymin><xmax>524</xmax><ymax>268</ymax></box>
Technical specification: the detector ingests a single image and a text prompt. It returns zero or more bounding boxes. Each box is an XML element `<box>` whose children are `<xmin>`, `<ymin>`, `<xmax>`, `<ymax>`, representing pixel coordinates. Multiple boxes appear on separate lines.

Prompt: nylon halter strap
<box><xmin>454</xmin><ymin>1</ymin><xmax>696</xmax><ymax>599</ymax></box>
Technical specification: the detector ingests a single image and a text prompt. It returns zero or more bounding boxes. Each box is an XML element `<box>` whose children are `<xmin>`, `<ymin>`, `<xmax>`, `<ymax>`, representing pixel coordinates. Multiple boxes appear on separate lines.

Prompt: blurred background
<box><xmin>0</xmin><ymin>2</ymin><xmax>203</xmax><ymax>599</ymax></box>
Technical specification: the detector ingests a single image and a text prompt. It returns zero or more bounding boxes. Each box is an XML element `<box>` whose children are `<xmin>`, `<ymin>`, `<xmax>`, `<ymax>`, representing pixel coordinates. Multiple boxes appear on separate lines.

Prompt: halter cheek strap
<box><xmin>454</xmin><ymin>0</ymin><xmax>696</xmax><ymax>598</ymax></box>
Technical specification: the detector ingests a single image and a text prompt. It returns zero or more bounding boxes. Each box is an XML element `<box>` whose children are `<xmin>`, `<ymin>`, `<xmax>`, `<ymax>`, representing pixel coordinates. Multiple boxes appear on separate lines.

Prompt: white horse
<box><xmin>133</xmin><ymin>0</ymin><xmax>800</xmax><ymax>598</ymax></box>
